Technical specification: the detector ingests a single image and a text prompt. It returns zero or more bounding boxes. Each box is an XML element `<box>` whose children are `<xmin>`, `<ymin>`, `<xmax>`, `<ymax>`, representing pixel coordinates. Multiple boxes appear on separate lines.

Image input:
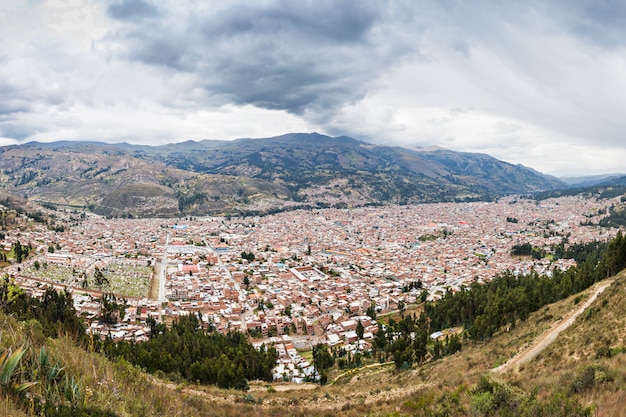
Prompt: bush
<box><xmin>569</xmin><ymin>365</ymin><xmax>613</xmax><ymax>394</ymax></box>
<box><xmin>595</xmin><ymin>345</ymin><xmax>612</xmax><ymax>359</ymax></box>
<box><xmin>471</xmin><ymin>375</ymin><xmax>592</xmax><ymax>417</ymax></box>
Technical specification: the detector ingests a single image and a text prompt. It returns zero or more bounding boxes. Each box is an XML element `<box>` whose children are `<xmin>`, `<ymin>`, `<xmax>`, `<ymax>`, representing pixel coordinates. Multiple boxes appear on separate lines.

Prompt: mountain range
<box><xmin>0</xmin><ymin>133</ymin><xmax>565</xmax><ymax>217</ymax></box>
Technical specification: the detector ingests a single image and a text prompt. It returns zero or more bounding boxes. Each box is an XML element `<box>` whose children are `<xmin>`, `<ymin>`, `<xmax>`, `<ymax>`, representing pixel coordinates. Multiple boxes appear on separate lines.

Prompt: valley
<box><xmin>1</xmin><ymin>186</ymin><xmax>626</xmax><ymax>415</ymax></box>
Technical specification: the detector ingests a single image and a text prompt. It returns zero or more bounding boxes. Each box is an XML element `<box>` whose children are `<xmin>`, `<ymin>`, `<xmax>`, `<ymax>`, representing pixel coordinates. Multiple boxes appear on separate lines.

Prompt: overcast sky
<box><xmin>1</xmin><ymin>0</ymin><xmax>625</xmax><ymax>176</ymax></box>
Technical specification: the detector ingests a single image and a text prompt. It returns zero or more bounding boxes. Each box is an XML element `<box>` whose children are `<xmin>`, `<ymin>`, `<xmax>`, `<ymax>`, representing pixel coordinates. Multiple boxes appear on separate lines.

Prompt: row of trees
<box><xmin>510</xmin><ymin>242</ymin><xmax>545</xmax><ymax>259</ymax></box>
<box><xmin>425</xmin><ymin>232</ymin><xmax>626</xmax><ymax>341</ymax></box>
<box><xmin>12</xmin><ymin>240</ymin><xmax>32</xmax><ymax>263</ymax></box>
<box><xmin>0</xmin><ymin>276</ymin><xmax>85</xmax><ymax>339</ymax></box>
<box><xmin>313</xmin><ymin>312</ymin><xmax>463</xmax><ymax>383</ymax></box>
<box><xmin>99</xmin><ymin>314</ymin><xmax>278</xmax><ymax>390</ymax></box>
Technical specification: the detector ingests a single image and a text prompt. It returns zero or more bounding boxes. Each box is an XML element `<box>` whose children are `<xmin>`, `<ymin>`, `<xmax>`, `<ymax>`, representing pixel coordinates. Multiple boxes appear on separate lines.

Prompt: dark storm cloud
<box><xmin>108</xmin><ymin>1</ymin><xmax>414</xmax><ymax>117</ymax></box>
<box><xmin>199</xmin><ymin>2</ymin><xmax>378</xmax><ymax>44</ymax></box>
<box><xmin>107</xmin><ymin>0</ymin><xmax>159</xmax><ymax>21</ymax></box>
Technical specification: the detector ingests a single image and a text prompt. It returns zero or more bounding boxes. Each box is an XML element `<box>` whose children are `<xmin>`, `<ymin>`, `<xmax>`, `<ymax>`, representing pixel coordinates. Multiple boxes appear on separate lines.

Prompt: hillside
<box><xmin>2</xmin><ymin>219</ymin><xmax>626</xmax><ymax>416</ymax></box>
<box><xmin>0</xmin><ymin>134</ymin><xmax>564</xmax><ymax>217</ymax></box>
<box><xmin>2</xmin><ymin>271</ymin><xmax>625</xmax><ymax>416</ymax></box>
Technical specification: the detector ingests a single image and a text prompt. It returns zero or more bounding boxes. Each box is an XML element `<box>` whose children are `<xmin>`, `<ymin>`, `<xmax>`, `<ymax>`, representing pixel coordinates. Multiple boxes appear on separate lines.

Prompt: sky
<box><xmin>1</xmin><ymin>0</ymin><xmax>626</xmax><ymax>177</ymax></box>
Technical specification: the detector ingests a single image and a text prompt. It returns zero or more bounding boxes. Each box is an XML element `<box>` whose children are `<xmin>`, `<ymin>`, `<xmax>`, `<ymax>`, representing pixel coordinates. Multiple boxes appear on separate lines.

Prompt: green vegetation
<box><xmin>0</xmin><ymin>276</ymin><xmax>84</xmax><ymax>339</ymax></box>
<box><xmin>533</xmin><ymin>183</ymin><xmax>626</xmax><ymax>201</ymax></box>
<box><xmin>240</xmin><ymin>251</ymin><xmax>255</xmax><ymax>262</ymax></box>
<box><xmin>176</xmin><ymin>191</ymin><xmax>207</xmax><ymax>211</ymax></box>
<box><xmin>598</xmin><ymin>203</ymin><xmax>626</xmax><ymax>228</ymax></box>
<box><xmin>424</xmin><ymin>232</ymin><xmax>626</xmax><ymax>341</ymax></box>
<box><xmin>312</xmin><ymin>344</ymin><xmax>334</xmax><ymax>384</ymax></box>
<box><xmin>99</xmin><ymin>314</ymin><xmax>278</xmax><ymax>391</ymax></box>
<box><xmin>12</xmin><ymin>241</ymin><xmax>32</xmax><ymax>264</ymax></box>
<box><xmin>328</xmin><ymin>231</ymin><xmax>626</xmax><ymax>373</ymax></box>
<box><xmin>510</xmin><ymin>242</ymin><xmax>545</xmax><ymax>259</ymax></box>
<box><xmin>0</xmin><ymin>303</ymin><xmax>233</xmax><ymax>417</ymax></box>
<box><xmin>468</xmin><ymin>375</ymin><xmax>592</xmax><ymax>416</ymax></box>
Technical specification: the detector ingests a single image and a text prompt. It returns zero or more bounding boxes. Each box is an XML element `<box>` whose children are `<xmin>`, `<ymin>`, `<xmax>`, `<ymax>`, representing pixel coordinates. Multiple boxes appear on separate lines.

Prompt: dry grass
<box><xmin>503</xmin><ymin>272</ymin><xmax>626</xmax><ymax>417</ymax></box>
<box><xmin>0</xmin><ymin>397</ymin><xmax>28</xmax><ymax>417</ymax></box>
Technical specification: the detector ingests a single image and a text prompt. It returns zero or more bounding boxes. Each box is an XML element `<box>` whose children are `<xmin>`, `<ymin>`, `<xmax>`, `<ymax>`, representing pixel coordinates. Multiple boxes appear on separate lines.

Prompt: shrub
<box><xmin>569</xmin><ymin>365</ymin><xmax>613</xmax><ymax>394</ymax></box>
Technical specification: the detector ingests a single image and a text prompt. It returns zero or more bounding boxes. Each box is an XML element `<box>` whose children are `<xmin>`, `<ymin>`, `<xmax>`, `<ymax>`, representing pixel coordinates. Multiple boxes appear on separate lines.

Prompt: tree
<box><xmin>445</xmin><ymin>334</ymin><xmax>462</xmax><ymax>355</ymax></box>
<box><xmin>12</xmin><ymin>241</ymin><xmax>23</xmax><ymax>263</ymax></box>
<box><xmin>100</xmin><ymin>293</ymin><xmax>126</xmax><ymax>324</ymax></box>
<box><xmin>94</xmin><ymin>267</ymin><xmax>108</xmax><ymax>287</ymax></box>
<box><xmin>241</xmin><ymin>251</ymin><xmax>255</xmax><ymax>262</ymax></box>
<box><xmin>80</xmin><ymin>272</ymin><xmax>88</xmax><ymax>289</ymax></box>
<box><xmin>102</xmin><ymin>315</ymin><xmax>277</xmax><ymax>390</ymax></box>
<box><xmin>511</xmin><ymin>242</ymin><xmax>532</xmax><ymax>256</ymax></box>
<box><xmin>356</xmin><ymin>320</ymin><xmax>364</xmax><ymax>340</ymax></box>
<box><xmin>312</xmin><ymin>344</ymin><xmax>334</xmax><ymax>384</ymax></box>
<box><xmin>366</xmin><ymin>301</ymin><xmax>377</xmax><ymax>320</ymax></box>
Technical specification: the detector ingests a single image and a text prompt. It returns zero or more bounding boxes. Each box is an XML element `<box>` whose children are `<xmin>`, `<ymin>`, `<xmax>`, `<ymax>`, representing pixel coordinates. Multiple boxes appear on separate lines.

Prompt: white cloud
<box><xmin>1</xmin><ymin>0</ymin><xmax>625</xmax><ymax>176</ymax></box>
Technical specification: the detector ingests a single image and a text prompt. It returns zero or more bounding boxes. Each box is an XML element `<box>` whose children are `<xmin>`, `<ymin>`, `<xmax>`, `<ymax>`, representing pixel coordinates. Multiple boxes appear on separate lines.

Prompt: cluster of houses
<box><xmin>2</xmin><ymin>195</ymin><xmax>622</xmax><ymax>383</ymax></box>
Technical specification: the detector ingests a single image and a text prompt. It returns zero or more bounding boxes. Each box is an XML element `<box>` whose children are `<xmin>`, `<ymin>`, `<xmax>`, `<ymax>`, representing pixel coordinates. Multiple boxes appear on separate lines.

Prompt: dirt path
<box><xmin>152</xmin><ymin>375</ymin><xmax>432</xmax><ymax>411</ymax></box>
<box><xmin>492</xmin><ymin>279</ymin><xmax>613</xmax><ymax>373</ymax></box>
<box><xmin>147</xmin><ymin>267</ymin><xmax>160</xmax><ymax>300</ymax></box>
<box><xmin>248</xmin><ymin>382</ymin><xmax>319</xmax><ymax>392</ymax></box>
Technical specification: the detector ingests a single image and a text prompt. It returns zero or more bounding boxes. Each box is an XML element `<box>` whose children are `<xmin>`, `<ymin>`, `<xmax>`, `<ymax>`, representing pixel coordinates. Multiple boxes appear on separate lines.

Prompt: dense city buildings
<box><xmin>2</xmin><ymin>196</ymin><xmax>618</xmax><ymax>381</ymax></box>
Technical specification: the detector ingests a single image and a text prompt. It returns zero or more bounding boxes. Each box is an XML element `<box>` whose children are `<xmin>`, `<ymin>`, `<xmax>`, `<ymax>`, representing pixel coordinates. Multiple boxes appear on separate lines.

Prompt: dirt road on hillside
<box><xmin>492</xmin><ymin>279</ymin><xmax>613</xmax><ymax>373</ymax></box>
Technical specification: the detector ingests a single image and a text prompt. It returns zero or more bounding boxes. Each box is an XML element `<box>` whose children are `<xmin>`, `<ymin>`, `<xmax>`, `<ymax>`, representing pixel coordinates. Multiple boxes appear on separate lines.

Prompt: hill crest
<box><xmin>0</xmin><ymin>133</ymin><xmax>564</xmax><ymax>217</ymax></box>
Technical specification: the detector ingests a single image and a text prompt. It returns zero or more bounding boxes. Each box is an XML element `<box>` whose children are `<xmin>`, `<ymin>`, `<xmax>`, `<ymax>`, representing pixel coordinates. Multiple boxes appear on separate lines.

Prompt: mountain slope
<box><xmin>0</xmin><ymin>133</ymin><xmax>565</xmax><ymax>217</ymax></box>
<box><xmin>415</xmin><ymin>148</ymin><xmax>564</xmax><ymax>194</ymax></box>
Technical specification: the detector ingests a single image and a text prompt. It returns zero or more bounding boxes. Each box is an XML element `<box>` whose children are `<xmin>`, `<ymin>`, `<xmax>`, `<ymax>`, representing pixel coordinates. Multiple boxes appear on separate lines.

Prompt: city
<box><xmin>2</xmin><ymin>195</ymin><xmax>617</xmax><ymax>382</ymax></box>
